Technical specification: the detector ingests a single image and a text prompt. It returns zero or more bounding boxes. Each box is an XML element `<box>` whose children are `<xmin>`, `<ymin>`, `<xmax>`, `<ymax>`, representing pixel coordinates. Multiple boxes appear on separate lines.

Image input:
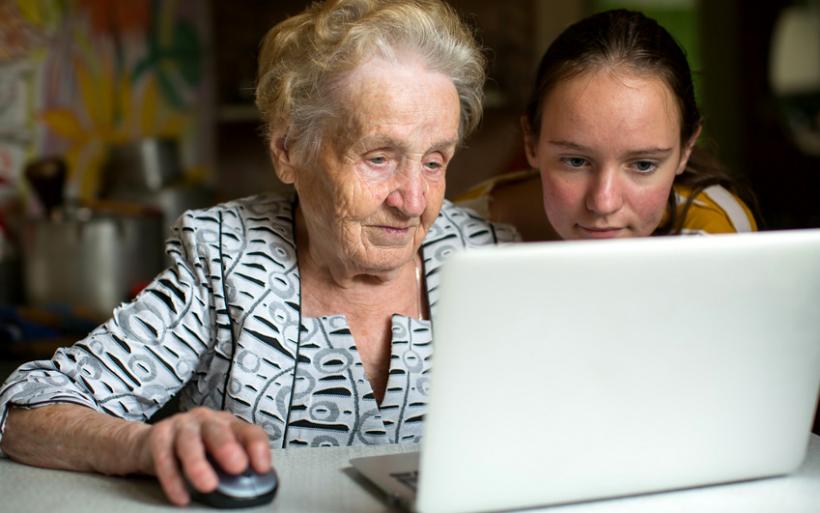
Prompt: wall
<box><xmin>0</xmin><ymin>0</ymin><xmax>213</xmax><ymax>216</ymax></box>
<box><xmin>702</xmin><ymin>1</ymin><xmax>820</xmax><ymax>229</ymax></box>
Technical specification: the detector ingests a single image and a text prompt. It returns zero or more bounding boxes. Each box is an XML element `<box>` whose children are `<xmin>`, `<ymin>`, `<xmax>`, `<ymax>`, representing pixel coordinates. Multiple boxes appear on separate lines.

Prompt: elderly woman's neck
<box><xmin>299</xmin><ymin>250</ymin><xmax>423</xmax><ymax>320</ymax></box>
<box><xmin>301</xmin><ymin>247</ymin><xmax>414</xmax><ymax>289</ymax></box>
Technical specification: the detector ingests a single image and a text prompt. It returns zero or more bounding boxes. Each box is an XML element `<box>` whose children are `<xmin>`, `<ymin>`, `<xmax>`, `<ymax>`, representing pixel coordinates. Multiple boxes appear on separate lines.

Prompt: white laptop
<box><xmin>351</xmin><ymin>229</ymin><xmax>820</xmax><ymax>513</ymax></box>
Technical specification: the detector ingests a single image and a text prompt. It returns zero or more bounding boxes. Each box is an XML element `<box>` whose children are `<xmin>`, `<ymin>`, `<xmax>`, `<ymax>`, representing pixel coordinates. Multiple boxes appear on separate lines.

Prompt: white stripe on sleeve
<box><xmin>702</xmin><ymin>185</ymin><xmax>753</xmax><ymax>232</ymax></box>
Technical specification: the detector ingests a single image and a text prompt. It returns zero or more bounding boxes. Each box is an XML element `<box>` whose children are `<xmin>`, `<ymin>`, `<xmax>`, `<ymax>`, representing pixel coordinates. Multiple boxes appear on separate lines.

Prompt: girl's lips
<box><xmin>578</xmin><ymin>225</ymin><xmax>624</xmax><ymax>238</ymax></box>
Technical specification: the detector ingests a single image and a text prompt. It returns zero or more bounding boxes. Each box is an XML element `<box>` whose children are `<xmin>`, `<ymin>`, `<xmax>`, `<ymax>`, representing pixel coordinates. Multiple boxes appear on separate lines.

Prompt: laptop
<box><xmin>350</xmin><ymin>229</ymin><xmax>820</xmax><ymax>513</ymax></box>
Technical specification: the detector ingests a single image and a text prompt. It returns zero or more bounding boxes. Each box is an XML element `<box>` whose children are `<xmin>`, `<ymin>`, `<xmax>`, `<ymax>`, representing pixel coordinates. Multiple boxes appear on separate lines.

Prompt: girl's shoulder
<box><xmin>673</xmin><ymin>184</ymin><xmax>758</xmax><ymax>234</ymax></box>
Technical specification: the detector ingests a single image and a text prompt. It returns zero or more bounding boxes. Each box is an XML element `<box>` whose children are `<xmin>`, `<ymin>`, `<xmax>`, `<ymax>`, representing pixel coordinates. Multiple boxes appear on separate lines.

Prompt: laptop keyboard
<box><xmin>391</xmin><ymin>470</ymin><xmax>419</xmax><ymax>491</ymax></box>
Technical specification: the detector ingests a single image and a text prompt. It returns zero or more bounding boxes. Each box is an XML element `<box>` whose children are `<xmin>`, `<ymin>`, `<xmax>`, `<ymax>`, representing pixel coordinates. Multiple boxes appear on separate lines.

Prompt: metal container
<box><xmin>21</xmin><ymin>205</ymin><xmax>164</xmax><ymax>320</ymax></box>
<box><xmin>105</xmin><ymin>182</ymin><xmax>213</xmax><ymax>232</ymax></box>
<box><xmin>100</xmin><ymin>137</ymin><xmax>213</xmax><ymax>234</ymax></box>
<box><xmin>100</xmin><ymin>138</ymin><xmax>183</xmax><ymax>194</ymax></box>
<box><xmin>0</xmin><ymin>238</ymin><xmax>21</xmax><ymax>305</ymax></box>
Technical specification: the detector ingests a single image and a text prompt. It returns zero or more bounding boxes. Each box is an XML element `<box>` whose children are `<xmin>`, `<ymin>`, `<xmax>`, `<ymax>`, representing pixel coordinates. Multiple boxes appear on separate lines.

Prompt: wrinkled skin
<box><xmin>274</xmin><ymin>54</ymin><xmax>461</xmax><ymax>284</ymax></box>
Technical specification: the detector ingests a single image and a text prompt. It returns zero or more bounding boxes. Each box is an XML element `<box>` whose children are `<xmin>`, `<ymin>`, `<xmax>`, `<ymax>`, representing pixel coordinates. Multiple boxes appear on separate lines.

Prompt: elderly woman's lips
<box><xmin>367</xmin><ymin>224</ymin><xmax>417</xmax><ymax>246</ymax></box>
<box><xmin>382</xmin><ymin>225</ymin><xmax>412</xmax><ymax>233</ymax></box>
<box><xmin>370</xmin><ymin>222</ymin><xmax>416</xmax><ymax>231</ymax></box>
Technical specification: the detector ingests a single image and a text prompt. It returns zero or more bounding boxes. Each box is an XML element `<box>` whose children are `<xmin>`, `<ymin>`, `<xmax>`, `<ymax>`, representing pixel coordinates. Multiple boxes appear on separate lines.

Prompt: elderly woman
<box><xmin>0</xmin><ymin>0</ymin><xmax>515</xmax><ymax>506</ymax></box>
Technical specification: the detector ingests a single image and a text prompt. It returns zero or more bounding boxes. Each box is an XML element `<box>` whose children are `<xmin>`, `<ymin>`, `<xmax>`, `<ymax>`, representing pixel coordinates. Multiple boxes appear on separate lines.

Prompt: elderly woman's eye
<box><xmin>424</xmin><ymin>160</ymin><xmax>443</xmax><ymax>171</ymax></box>
<box><xmin>368</xmin><ymin>155</ymin><xmax>387</xmax><ymax>165</ymax></box>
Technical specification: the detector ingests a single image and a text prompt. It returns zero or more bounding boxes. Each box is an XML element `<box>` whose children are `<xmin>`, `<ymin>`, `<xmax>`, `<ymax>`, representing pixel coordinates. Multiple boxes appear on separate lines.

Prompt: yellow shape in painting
<box><xmin>39</xmin><ymin>56</ymin><xmax>191</xmax><ymax>199</ymax></box>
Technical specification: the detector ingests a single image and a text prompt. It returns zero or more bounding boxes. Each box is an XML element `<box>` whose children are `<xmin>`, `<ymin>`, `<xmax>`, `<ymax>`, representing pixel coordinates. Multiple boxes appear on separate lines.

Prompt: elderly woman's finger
<box><xmin>233</xmin><ymin>421</ymin><xmax>272</xmax><ymax>473</ymax></box>
<box><xmin>175</xmin><ymin>419</ymin><xmax>217</xmax><ymax>493</ymax></box>
<box><xmin>201</xmin><ymin>417</ymin><xmax>248</xmax><ymax>475</ymax></box>
<box><xmin>150</xmin><ymin>420</ymin><xmax>190</xmax><ymax>506</ymax></box>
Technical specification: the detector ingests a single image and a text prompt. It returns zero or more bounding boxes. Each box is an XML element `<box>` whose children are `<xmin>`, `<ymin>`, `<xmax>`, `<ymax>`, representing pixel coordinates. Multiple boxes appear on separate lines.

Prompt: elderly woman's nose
<box><xmin>585</xmin><ymin>167</ymin><xmax>624</xmax><ymax>215</ymax></box>
<box><xmin>385</xmin><ymin>165</ymin><xmax>427</xmax><ymax>217</ymax></box>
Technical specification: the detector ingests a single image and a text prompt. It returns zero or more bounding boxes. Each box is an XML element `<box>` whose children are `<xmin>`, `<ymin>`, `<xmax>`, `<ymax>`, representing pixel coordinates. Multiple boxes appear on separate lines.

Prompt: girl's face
<box><xmin>524</xmin><ymin>68</ymin><xmax>699</xmax><ymax>240</ymax></box>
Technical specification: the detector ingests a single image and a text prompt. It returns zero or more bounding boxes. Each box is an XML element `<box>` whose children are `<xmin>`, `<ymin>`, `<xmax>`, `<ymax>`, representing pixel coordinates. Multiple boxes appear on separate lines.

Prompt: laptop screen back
<box><xmin>417</xmin><ymin>230</ymin><xmax>820</xmax><ymax>513</ymax></box>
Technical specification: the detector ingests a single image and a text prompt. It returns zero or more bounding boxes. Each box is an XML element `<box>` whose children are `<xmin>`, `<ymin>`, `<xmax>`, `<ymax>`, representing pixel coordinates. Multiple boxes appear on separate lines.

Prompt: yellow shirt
<box><xmin>455</xmin><ymin>169</ymin><xmax>757</xmax><ymax>238</ymax></box>
<box><xmin>669</xmin><ymin>184</ymin><xmax>757</xmax><ymax>234</ymax></box>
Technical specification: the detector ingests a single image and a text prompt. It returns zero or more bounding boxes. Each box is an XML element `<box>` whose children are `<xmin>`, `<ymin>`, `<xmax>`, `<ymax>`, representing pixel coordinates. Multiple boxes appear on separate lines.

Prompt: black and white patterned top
<box><xmin>0</xmin><ymin>194</ymin><xmax>517</xmax><ymax>451</ymax></box>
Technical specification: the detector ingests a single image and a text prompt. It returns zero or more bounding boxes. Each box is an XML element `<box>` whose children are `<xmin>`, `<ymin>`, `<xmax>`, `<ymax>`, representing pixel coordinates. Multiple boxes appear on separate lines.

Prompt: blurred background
<box><xmin>0</xmin><ymin>0</ymin><xmax>818</xmax><ymax>432</ymax></box>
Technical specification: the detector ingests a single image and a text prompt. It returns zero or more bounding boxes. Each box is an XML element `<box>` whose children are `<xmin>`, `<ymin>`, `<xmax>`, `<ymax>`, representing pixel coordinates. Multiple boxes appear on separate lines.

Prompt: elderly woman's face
<box><xmin>294</xmin><ymin>56</ymin><xmax>461</xmax><ymax>275</ymax></box>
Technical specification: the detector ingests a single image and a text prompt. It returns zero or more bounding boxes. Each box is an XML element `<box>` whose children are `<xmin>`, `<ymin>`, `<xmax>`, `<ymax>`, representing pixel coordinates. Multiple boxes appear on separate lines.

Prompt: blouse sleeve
<box><xmin>0</xmin><ymin>210</ymin><xmax>218</xmax><ymax>451</ymax></box>
<box><xmin>679</xmin><ymin>185</ymin><xmax>758</xmax><ymax>235</ymax></box>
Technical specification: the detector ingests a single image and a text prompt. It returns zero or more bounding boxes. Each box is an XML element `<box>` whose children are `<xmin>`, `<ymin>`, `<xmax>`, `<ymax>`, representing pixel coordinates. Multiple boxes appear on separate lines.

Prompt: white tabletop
<box><xmin>1</xmin><ymin>435</ymin><xmax>819</xmax><ymax>513</ymax></box>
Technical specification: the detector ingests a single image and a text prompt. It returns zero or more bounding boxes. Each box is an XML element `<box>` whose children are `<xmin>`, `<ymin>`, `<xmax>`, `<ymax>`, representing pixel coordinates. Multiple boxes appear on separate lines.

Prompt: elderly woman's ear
<box><xmin>270</xmin><ymin>132</ymin><xmax>296</xmax><ymax>184</ymax></box>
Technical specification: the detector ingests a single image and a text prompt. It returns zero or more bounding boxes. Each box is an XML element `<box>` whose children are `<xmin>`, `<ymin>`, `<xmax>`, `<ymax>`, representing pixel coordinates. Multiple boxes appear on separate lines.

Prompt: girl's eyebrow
<box><xmin>547</xmin><ymin>140</ymin><xmax>590</xmax><ymax>152</ymax></box>
<box><xmin>622</xmin><ymin>147</ymin><xmax>674</xmax><ymax>158</ymax></box>
<box><xmin>548</xmin><ymin>140</ymin><xmax>674</xmax><ymax>157</ymax></box>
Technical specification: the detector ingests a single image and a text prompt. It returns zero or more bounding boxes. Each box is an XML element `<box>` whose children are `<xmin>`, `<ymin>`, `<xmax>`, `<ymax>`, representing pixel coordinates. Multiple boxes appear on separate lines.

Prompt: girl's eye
<box><xmin>561</xmin><ymin>157</ymin><xmax>588</xmax><ymax>168</ymax></box>
<box><xmin>633</xmin><ymin>160</ymin><xmax>657</xmax><ymax>173</ymax></box>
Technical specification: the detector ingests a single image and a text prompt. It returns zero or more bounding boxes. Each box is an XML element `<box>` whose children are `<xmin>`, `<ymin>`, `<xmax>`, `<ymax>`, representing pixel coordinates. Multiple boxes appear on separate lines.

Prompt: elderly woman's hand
<box><xmin>2</xmin><ymin>404</ymin><xmax>271</xmax><ymax>507</ymax></box>
<box><xmin>136</xmin><ymin>407</ymin><xmax>272</xmax><ymax>506</ymax></box>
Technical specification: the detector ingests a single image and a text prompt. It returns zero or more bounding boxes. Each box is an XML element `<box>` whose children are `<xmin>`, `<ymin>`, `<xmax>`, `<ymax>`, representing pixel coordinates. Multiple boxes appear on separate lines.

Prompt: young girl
<box><xmin>459</xmin><ymin>9</ymin><xmax>758</xmax><ymax>241</ymax></box>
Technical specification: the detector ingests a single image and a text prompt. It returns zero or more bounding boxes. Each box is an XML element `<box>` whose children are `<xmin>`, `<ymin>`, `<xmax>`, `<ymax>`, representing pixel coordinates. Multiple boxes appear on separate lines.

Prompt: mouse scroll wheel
<box><xmin>226</xmin><ymin>472</ymin><xmax>256</xmax><ymax>491</ymax></box>
<box><xmin>237</xmin><ymin>473</ymin><xmax>256</xmax><ymax>486</ymax></box>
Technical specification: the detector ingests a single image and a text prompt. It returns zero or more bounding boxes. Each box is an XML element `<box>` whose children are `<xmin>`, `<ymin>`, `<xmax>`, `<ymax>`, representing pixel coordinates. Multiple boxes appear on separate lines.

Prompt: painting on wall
<box><xmin>0</xmin><ymin>0</ymin><xmax>212</xmax><ymax>215</ymax></box>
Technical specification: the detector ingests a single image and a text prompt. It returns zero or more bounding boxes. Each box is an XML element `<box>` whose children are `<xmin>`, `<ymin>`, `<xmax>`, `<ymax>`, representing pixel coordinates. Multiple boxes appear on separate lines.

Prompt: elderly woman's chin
<box><xmin>359</xmin><ymin>252</ymin><xmax>415</xmax><ymax>275</ymax></box>
<box><xmin>355</xmin><ymin>230</ymin><xmax>426</xmax><ymax>273</ymax></box>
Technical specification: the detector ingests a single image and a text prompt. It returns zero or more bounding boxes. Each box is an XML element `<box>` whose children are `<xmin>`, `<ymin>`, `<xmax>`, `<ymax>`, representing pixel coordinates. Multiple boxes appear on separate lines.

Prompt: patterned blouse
<box><xmin>0</xmin><ymin>194</ymin><xmax>517</xmax><ymax>451</ymax></box>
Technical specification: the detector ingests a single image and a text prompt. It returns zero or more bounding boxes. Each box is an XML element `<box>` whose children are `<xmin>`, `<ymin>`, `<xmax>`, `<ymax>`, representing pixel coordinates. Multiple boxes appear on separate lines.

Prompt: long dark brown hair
<box><xmin>524</xmin><ymin>9</ymin><xmax>759</xmax><ymax>234</ymax></box>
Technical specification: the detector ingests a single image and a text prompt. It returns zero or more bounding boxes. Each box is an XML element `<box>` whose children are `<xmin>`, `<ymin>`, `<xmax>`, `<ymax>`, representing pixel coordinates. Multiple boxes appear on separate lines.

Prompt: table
<box><xmin>1</xmin><ymin>435</ymin><xmax>818</xmax><ymax>513</ymax></box>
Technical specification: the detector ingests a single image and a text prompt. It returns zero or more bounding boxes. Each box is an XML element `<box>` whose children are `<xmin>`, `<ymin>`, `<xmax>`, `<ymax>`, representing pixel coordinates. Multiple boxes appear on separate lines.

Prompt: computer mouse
<box><xmin>187</xmin><ymin>455</ymin><xmax>278</xmax><ymax>509</ymax></box>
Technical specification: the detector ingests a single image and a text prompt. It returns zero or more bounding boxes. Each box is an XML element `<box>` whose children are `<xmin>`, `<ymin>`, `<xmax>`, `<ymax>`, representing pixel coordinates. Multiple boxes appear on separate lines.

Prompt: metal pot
<box><xmin>21</xmin><ymin>204</ymin><xmax>164</xmax><ymax>320</ymax></box>
<box><xmin>103</xmin><ymin>182</ymin><xmax>213</xmax><ymax>232</ymax></box>
<box><xmin>0</xmin><ymin>236</ymin><xmax>21</xmax><ymax>305</ymax></box>
<box><xmin>100</xmin><ymin>138</ymin><xmax>183</xmax><ymax>194</ymax></box>
<box><xmin>99</xmin><ymin>137</ymin><xmax>213</xmax><ymax>234</ymax></box>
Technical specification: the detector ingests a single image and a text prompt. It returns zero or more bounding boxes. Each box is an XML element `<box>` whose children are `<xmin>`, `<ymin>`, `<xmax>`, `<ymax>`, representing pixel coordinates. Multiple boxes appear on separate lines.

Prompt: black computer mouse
<box><xmin>187</xmin><ymin>455</ymin><xmax>278</xmax><ymax>509</ymax></box>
